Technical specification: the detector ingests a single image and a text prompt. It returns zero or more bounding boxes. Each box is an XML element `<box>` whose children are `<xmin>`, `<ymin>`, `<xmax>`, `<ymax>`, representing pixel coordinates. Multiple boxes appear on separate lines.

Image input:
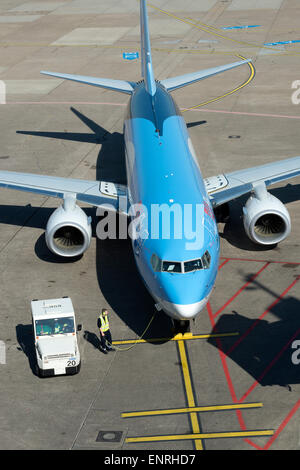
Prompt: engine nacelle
<box><xmin>243</xmin><ymin>183</ymin><xmax>291</xmax><ymax>245</ymax></box>
<box><xmin>46</xmin><ymin>196</ymin><xmax>92</xmax><ymax>257</ymax></box>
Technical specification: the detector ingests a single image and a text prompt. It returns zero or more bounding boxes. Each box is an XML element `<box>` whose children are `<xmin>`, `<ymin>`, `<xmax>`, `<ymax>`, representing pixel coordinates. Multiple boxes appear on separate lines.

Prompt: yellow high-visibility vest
<box><xmin>99</xmin><ymin>314</ymin><xmax>109</xmax><ymax>332</ymax></box>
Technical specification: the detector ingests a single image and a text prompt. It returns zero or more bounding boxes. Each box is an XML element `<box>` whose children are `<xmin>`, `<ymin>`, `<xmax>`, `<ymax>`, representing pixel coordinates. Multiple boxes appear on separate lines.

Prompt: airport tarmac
<box><xmin>0</xmin><ymin>0</ymin><xmax>299</xmax><ymax>451</ymax></box>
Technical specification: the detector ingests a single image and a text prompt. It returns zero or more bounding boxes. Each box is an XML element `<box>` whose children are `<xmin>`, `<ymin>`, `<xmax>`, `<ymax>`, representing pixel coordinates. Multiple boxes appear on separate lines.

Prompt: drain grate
<box><xmin>96</xmin><ymin>431</ymin><xmax>123</xmax><ymax>443</ymax></box>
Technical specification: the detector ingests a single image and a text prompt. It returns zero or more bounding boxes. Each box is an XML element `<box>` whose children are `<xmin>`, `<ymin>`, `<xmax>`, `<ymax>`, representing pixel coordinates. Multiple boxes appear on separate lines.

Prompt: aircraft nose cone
<box><xmin>172</xmin><ymin>302</ymin><xmax>204</xmax><ymax>319</ymax></box>
<box><xmin>160</xmin><ymin>296</ymin><xmax>210</xmax><ymax>320</ymax></box>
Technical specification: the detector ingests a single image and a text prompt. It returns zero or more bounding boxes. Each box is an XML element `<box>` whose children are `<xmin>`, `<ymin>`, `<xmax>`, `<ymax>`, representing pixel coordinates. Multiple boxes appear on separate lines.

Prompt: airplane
<box><xmin>0</xmin><ymin>0</ymin><xmax>299</xmax><ymax>329</ymax></box>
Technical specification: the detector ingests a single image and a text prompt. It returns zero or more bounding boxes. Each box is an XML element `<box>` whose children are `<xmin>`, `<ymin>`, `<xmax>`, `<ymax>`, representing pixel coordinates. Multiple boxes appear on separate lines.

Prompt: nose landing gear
<box><xmin>173</xmin><ymin>319</ymin><xmax>191</xmax><ymax>334</ymax></box>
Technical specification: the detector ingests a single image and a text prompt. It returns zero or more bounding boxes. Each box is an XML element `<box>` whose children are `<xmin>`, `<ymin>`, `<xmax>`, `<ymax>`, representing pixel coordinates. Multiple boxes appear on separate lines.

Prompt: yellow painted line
<box><xmin>148</xmin><ymin>2</ymin><xmax>257</xmax><ymax>48</ymax></box>
<box><xmin>184</xmin><ymin>17</ymin><xmax>222</xmax><ymax>34</ymax></box>
<box><xmin>177</xmin><ymin>339</ymin><xmax>203</xmax><ymax>450</ymax></box>
<box><xmin>122</xmin><ymin>402</ymin><xmax>263</xmax><ymax>418</ymax></box>
<box><xmin>182</xmin><ymin>53</ymin><xmax>255</xmax><ymax>112</ymax></box>
<box><xmin>126</xmin><ymin>429</ymin><xmax>274</xmax><ymax>443</ymax></box>
<box><xmin>148</xmin><ymin>2</ymin><xmax>300</xmax><ymax>54</ymax></box>
<box><xmin>4</xmin><ymin>3</ymin><xmax>300</xmax><ymax>54</ymax></box>
<box><xmin>149</xmin><ymin>3</ymin><xmax>252</xmax><ymax>48</ymax></box>
<box><xmin>112</xmin><ymin>331</ymin><xmax>238</xmax><ymax>345</ymax></box>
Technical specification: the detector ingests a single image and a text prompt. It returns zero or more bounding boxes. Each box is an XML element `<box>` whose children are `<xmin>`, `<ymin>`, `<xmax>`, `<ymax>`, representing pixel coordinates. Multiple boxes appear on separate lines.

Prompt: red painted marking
<box><xmin>213</xmin><ymin>262</ymin><xmax>270</xmax><ymax>319</ymax></box>
<box><xmin>227</xmin><ymin>275</ymin><xmax>300</xmax><ymax>357</ymax></box>
<box><xmin>218</xmin><ymin>258</ymin><xmax>229</xmax><ymax>270</ymax></box>
<box><xmin>239</xmin><ymin>321</ymin><xmax>300</xmax><ymax>404</ymax></box>
<box><xmin>187</xmin><ymin>107</ymin><xmax>300</xmax><ymax>121</ymax></box>
<box><xmin>263</xmin><ymin>400</ymin><xmax>300</xmax><ymax>450</ymax></box>
<box><xmin>207</xmin><ymin>302</ymin><xmax>246</xmax><ymax>431</ymax></box>
<box><xmin>244</xmin><ymin>438</ymin><xmax>262</xmax><ymax>450</ymax></box>
<box><xmin>220</xmin><ymin>257</ymin><xmax>300</xmax><ymax>265</ymax></box>
<box><xmin>207</xmin><ymin>262</ymin><xmax>300</xmax><ymax>450</ymax></box>
<box><xmin>207</xmin><ymin>302</ymin><xmax>238</xmax><ymax>401</ymax></box>
<box><xmin>8</xmin><ymin>102</ymin><xmax>300</xmax><ymax>121</ymax></box>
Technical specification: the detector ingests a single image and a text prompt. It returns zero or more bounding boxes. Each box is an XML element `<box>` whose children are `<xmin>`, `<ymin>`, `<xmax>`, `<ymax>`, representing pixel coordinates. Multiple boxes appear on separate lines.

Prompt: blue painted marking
<box><xmin>264</xmin><ymin>40</ymin><xmax>300</xmax><ymax>46</ymax></box>
<box><xmin>123</xmin><ymin>52</ymin><xmax>139</xmax><ymax>60</ymax></box>
<box><xmin>222</xmin><ymin>25</ymin><xmax>261</xmax><ymax>30</ymax></box>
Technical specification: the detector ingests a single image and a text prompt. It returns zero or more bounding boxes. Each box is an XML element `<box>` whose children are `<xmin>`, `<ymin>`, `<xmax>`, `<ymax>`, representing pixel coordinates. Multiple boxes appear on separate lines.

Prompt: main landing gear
<box><xmin>213</xmin><ymin>202</ymin><xmax>230</xmax><ymax>223</ymax></box>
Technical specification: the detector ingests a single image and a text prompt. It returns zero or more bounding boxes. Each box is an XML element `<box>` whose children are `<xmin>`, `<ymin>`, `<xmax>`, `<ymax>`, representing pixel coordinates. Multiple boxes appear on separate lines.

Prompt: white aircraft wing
<box><xmin>0</xmin><ymin>170</ymin><xmax>128</xmax><ymax>213</ymax></box>
<box><xmin>205</xmin><ymin>156</ymin><xmax>300</xmax><ymax>207</ymax></box>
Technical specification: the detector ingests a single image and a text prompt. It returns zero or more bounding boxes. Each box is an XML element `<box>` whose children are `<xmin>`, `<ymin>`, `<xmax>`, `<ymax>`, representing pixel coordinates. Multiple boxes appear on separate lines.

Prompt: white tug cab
<box><xmin>31</xmin><ymin>297</ymin><xmax>81</xmax><ymax>377</ymax></box>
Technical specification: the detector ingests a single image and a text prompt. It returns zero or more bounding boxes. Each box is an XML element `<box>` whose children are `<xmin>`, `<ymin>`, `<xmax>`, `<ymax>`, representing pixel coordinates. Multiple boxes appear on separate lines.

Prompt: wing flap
<box><xmin>207</xmin><ymin>156</ymin><xmax>300</xmax><ymax>207</ymax></box>
<box><xmin>0</xmin><ymin>170</ymin><xmax>128</xmax><ymax>212</ymax></box>
<box><xmin>226</xmin><ymin>157</ymin><xmax>300</xmax><ymax>188</ymax></box>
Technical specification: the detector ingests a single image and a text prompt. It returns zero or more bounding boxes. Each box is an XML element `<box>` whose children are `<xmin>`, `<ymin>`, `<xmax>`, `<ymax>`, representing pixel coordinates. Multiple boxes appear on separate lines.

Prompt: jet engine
<box><xmin>243</xmin><ymin>183</ymin><xmax>291</xmax><ymax>245</ymax></box>
<box><xmin>45</xmin><ymin>195</ymin><xmax>92</xmax><ymax>257</ymax></box>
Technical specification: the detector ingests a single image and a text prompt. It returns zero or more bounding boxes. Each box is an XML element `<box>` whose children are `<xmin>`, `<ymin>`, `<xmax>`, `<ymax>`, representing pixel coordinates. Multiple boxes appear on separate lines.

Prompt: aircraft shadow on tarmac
<box><xmin>12</xmin><ymin>109</ymin><xmax>300</xmax><ymax>342</ymax></box>
<box><xmin>208</xmin><ymin>276</ymin><xmax>300</xmax><ymax>389</ymax></box>
<box><xmin>15</xmin><ymin>107</ymin><xmax>173</xmax><ymax>340</ymax></box>
<box><xmin>0</xmin><ymin>204</ymin><xmax>95</xmax><ymax>264</ymax></box>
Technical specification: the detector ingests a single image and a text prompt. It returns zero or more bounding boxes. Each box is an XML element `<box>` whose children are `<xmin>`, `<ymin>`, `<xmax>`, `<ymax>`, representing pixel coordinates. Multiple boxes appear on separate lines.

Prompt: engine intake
<box><xmin>243</xmin><ymin>183</ymin><xmax>291</xmax><ymax>245</ymax></box>
<box><xmin>46</xmin><ymin>196</ymin><xmax>92</xmax><ymax>257</ymax></box>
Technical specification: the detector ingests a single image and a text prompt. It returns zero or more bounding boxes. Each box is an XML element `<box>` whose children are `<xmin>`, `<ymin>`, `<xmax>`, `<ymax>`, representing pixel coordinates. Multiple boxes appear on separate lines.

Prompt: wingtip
<box><xmin>40</xmin><ymin>70</ymin><xmax>52</xmax><ymax>76</ymax></box>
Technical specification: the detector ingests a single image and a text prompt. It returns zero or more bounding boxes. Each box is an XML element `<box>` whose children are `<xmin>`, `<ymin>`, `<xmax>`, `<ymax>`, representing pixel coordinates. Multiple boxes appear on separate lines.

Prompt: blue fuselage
<box><xmin>124</xmin><ymin>82</ymin><xmax>220</xmax><ymax>320</ymax></box>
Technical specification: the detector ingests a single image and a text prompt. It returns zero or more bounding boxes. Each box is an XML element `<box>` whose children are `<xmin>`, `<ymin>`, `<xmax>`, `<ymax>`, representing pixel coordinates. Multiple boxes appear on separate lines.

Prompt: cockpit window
<box><xmin>151</xmin><ymin>250</ymin><xmax>211</xmax><ymax>274</ymax></box>
<box><xmin>162</xmin><ymin>261</ymin><xmax>182</xmax><ymax>273</ymax></box>
<box><xmin>151</xmin><ymin>253</ymin><xmax>161</xmax><ymax>272</ymax></box>
<box><xmin>184</xmin><ymin>258</ymin><xmax>203</xmax><ymax>273</ymax></box>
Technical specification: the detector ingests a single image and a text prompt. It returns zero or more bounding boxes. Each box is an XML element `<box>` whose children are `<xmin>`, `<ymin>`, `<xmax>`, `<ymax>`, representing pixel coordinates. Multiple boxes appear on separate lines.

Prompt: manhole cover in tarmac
<box><xmin>96</xmin><ymin>431</ymin><xmax>123</xmax><ymax>443</ymax></box>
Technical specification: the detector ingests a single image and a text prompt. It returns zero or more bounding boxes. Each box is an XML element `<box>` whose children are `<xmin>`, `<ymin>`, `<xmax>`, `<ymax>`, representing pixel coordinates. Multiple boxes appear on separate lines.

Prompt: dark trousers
<box><xmin>100</xmin><ymin>330</ymin><xmax>112</xmax><ymax>350</ymax></box>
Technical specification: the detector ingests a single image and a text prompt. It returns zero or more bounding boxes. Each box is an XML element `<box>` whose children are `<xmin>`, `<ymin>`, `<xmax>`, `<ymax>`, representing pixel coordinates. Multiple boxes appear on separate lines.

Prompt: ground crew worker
<box><xmin>54</xmin><ymin>321</ymin><xmax>61</xmax><ymax>335</ymax></box>
<box><xmin>98</xmin><ymin>309</ymin><xmax>115</xmax><ymax>354</ymax></box>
